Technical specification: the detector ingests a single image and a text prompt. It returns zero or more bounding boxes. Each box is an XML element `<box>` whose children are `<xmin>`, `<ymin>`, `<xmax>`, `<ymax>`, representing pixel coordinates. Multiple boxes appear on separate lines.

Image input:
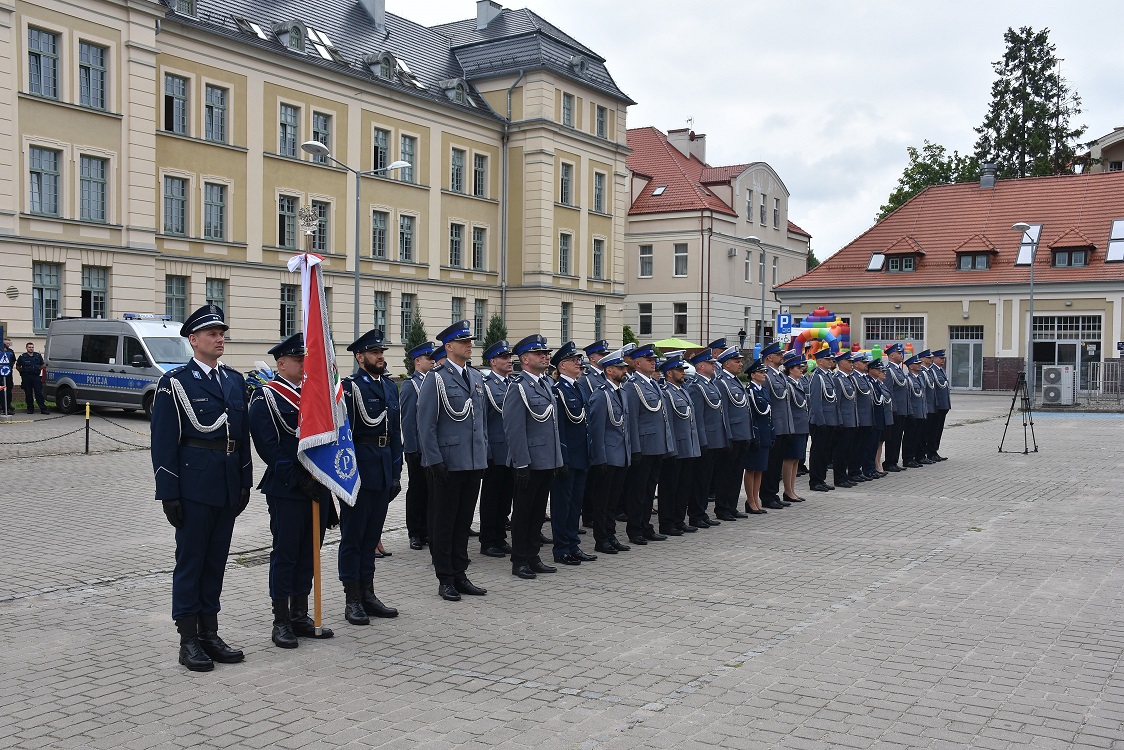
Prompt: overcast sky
<box><xmin>389</xmin><ymin>0</ymin><xmax>1120</xmax><ymax>259</ymax></box>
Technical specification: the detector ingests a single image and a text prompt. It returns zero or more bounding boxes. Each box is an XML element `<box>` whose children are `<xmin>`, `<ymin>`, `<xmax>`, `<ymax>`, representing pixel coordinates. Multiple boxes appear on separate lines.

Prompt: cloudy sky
<box><xmin>389</xmin><ymin>0</ymin><xmax>1120</xmax><ymax>259</ymax></box>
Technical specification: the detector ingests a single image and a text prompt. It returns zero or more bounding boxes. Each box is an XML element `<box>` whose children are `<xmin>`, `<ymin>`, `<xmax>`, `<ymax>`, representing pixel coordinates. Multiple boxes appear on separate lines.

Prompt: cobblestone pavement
<box><xmin>2</xmin><ymin>395</ymin><xmax>1123</xmax><ymax>749</ymax></box>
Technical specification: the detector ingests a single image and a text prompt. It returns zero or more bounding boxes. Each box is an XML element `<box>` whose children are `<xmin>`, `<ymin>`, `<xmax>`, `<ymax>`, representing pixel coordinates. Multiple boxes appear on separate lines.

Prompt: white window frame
<box><xmin>638</xmin><ymin>244</ymin><xmax>653</xmax><ymax>278</ymax></box>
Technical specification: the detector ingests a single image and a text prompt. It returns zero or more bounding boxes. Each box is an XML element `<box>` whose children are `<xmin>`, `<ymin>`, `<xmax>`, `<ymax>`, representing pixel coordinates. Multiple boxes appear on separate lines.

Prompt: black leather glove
<box><xmin>554</xmin><ymin>465</ymin><xmax>569</xmax><ymax>479</ymax></box>
<box><xmin>236</xmin><ymin>487</ymin><xmax>251</xmax><ymax>516</ymax></box>
<box><xmin>161</xmin><ymin>498</ymin><xmax>184</xmax><ymax>529</ymax></box>
<box><xmin>296</xmin><ymin>471</ymin><xmax>323</xmax><ymax>502</ymax></box>
<box><xmin>428</xmin><ymin>462</ymin><xmax>449</xmax><ymax>483</ymax></box>
<box><xmin>514</xmin><ymin>466</ymin><xmax>530</xmax><ymax>492</ymax></box>
<box><xmin>390</xmin><ymin>480</ymin><xmax>402</xmax><ymax>500</ymax></box>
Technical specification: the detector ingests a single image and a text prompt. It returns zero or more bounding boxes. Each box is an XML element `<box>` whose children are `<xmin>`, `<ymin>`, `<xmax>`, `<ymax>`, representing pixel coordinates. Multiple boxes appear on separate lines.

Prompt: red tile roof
<box><xmin>776</xmin><ymin>171</ymin><xmax>1124</xmax><ymax>291</ymax></box>
<box><xmin>626</xmin><ymin>127</ymin><xmax>737</xmax><ymax>217</ymax></box>
<box><xmin>788</xmin><ymin>220</ymin><xmax>811</xmax><ymax>238</ymax></box>
<box><xmin>700</xmin><ymin>164</ymin><xmax>751</xmax><ymax>184</ymax></box>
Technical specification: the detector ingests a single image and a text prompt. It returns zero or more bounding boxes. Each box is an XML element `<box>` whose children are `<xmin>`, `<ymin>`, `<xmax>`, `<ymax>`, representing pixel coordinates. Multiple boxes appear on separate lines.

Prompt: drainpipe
<box><xmin>501</xmin><ymin>69</ymin><xmax>524</xmax><ymax>323</ymax></box>
<box><xmin>698</xmin><ymin>211</ymin><xmax>706</xmax><ymax>340</ymax></box>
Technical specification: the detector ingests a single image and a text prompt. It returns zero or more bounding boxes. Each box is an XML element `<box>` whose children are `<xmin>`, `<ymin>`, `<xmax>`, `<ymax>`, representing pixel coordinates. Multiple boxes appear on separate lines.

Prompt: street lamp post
<box><xmin>748</xmin><ymin>236</ymin><xmax>764</xmax><ymax>349</ymax></box>
<box><xmin>1012</xmin><ymin>221</ymin><xmax>1034</xmax><ymax>404</ymax></box>
<box><xmin>300</xmin><ymin>140</ymin><xmax>409</xmax><ymax>348</ymax></box>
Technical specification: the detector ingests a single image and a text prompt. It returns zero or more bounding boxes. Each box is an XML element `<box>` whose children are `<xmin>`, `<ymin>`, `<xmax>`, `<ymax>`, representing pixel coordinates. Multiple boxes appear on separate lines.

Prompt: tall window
<box><xmin>312</xmin><ymin>200</ymin><xmax>329</xmax><ymax>252</ymax></box>
<box><xmin>29</xmin><ymin>147</ymin><xmax>60</xmax><ymax>216</ymax></box>
<box><xmin>474</xmin><ymin>299</ymin><xmax>486</xmax><ymax>340</ymax></box>
<box><xmin>595</xmin><ymin>105</ymin><xmax>607</xmax><ymax>138</ymax></box>
<box><xmin>561</xmin><ymin>93</ymin><xmax>574</xmax><ymax>127</ymax></box>
<box><xmin>80</xmin><ymin>156</ymin><xmax>107</xmax><ymax>223</ymax></box>
<box><xmin>744</xmin><ymin>306</ymin><xmax>752</xmax><ymax>334</ymax></box>
<box><xmin>372</xmin><ymin>128</ymin><xmax>389</xmax><ymax>171</ymax></box>
<box><xmin>594</xmin><ymin>305</ymin><xmax>605</xmax><ymax>340</ymax></box>
<box><xmin>559</xmin><ymin>163</ymin><xmax>573</xmax><ymax>205</ymax></box>
<box><xmin>28</xmin><ymin>29</ymin><xmax>59</xmax><ymax>99</ymax></box>
<box><xmin>673</xmin><ymin>243</ymin><xmax>688</xmax><ymax>277</ymax></box>
<box><xmin>277</xmin><ymin>195</ymin><xmax>297</xmax><ymax>247</ymax></box>
<box><xmin>79</xmin><ymin>41</ymin><xmax>107</xmax><ymax>110</ymax></box>
<box><xmin>638</xmin><ymin>303</ymin><xmax>652</xmax><ymax>336</ymax></box>
<box><xmin>558</xmin><ymin>233</ymin><xmax>571</xmax><ymax>275</ymax></box>
<box><xmin>638</xmin><ymin>245</ymin><xmax>653</xmax><ymax>277</ymax></box>
<box><xmin>473</xmin><ymin>154</ymin><xmax>487</xmax><ymax>197</ymax></box>
<box><xmin>279</xmin><ymin>104</ymin><xmax>299</xmax><ymax>156</ymax></box>
<box><xmin>399</xmin><ymin>294</ymin><xmax>415</xmax><ymax>342</ymax></box>
<box><xmin>165</xmin><ymin>275</ymin><xmax>188</xmax><ymax>322</ymax></box>
<box><xmin>371</xmin><ymin>210</ymin><xmax>388</xmax><ymax>259</ymax></box>
<box><xmin>449</xmin><ymin>223</ymin><xmax>464</xmax><ymax>267</ymax></box>
<box><xmin>399</xmin><ymin>135</ymin><xmax>415</xmax><ymax>182</ymax></box>
<box><xmin>451</xmin><ymin>297</ymin><xmax>464</xmax><ymax>324</ymax></box>
<box><xmin>472</xmin><ymin>227</ymin><xmax>486</xmax><ymax>270</ymax></box>
<box><xmin>399</xmin><ymin>215</ymin><xmax>414</xmax><ymax>261</ymax></box>
<box><xmin>164</xmin><ymin>74</ymin><xmax>188</xmax><ymax>133</ymax></box>
<box><xmin>592</xmin><ymin>238</ymin><xmax>604</xmax><ymax>279</ymax></box>
<box><xmin>203</xmin><ymin>183</ymin><xmax>226</xmax><ymax>240</ymax></box>
<box><xmin>81</xmin><ymin>266</ymin><xmax>108</xmax><ymax>318</ymax></box>
<box><xmin>32</xmin><ymin>262</ymin><xmax>61</xmax><ymax>331</ymax></box>
<box><xmin>163</xmin><ymin>176</ymin><xmax>187</xmax><ymax>235</ymax></box>
<box><xmin>279</xmin><ymin>284</ymin><xmax>299</xmax><ymax>337</ymax></box>
<box><xmin>450</xmin><ymin>148</ymin><xmax>465</xmax><ymax>193</ymax></box>
<box><xmin>772</xmin><ymin>256</ymin><xmax>779</xmax><ymax>285</ymax></box>
<box><xmin>561</xmin><ymin>302</ymin><xmax>572</xmax><ymax>341</ymax></box>
<box><xmin>373</xmin><ymin>291</ymin><xmax>387</xmax><ymax>332</ymax></box>
<box><xmin>744</xmin><ymin>252</ymin><xmax>752</xmax><ymax>282</ymax></box>
<box><xmin>759</xmin><ymin>194</ymin><xmax>767</xmax><ymax>225</ymax></box>
<box><xmin>311</xmin><ymin>112</ymin><xmax>331</xmax><ymax>164</ymax></box>
<box><xmin>204</xmin><ymin>85</ymin><xmax>227</xmax><ymax>142</ymax></box>
<box><xmin>205</xmin><ymin>278</ymin><xmax>226</xmax><ymax>309</ymax></box>
<box><xmin>773</xmin><ymin>197</ymin><xmax>780</xmax><ymax>229</ymax></box>
<box><xmin>746</xmin><ymin>190</ymin><xmax>753</xmax><ymax>221</ymax></box>
<box><xmin>673</xmin><ymin>303</ymin><xmax>687</xmax><ymax>336</ymax></box>
<box><xmin>593</xmin><ymin>172</ymin><xmax>606</xmax><ymax>213</ymax></box>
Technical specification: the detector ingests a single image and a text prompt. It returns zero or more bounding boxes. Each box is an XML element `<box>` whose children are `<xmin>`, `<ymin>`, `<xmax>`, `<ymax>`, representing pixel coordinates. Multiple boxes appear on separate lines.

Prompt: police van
<box><xmin>44</xmin><ymin>314</ymin><xmax>190</xmax><ymax>418</ymax></box>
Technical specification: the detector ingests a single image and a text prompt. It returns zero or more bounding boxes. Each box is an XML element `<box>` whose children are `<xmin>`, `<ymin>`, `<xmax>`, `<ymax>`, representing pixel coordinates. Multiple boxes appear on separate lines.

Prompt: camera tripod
<box><xmin>998</xmin><ymin>371</ymin><xmax>1038</xmax><ymax>454</ymax></box>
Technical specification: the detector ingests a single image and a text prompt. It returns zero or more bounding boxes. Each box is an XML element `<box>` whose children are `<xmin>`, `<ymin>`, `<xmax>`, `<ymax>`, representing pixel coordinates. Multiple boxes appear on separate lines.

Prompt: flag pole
<box><xmin>298</xmin><ymin>211</ymin><xmax>324</xmax><ymax>637</ymax></box>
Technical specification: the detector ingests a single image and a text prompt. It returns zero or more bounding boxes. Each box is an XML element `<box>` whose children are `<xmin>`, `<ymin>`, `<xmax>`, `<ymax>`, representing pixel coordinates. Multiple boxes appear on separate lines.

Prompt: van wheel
<box><xmin>143</xmin><ymin>392</ymin><xmax>155</xmax><ymax>421</ymax></box>
<box><xmin>57</xmin><ymin>386</ymin><xmax>79</xmax><ymax>414</ymax></box>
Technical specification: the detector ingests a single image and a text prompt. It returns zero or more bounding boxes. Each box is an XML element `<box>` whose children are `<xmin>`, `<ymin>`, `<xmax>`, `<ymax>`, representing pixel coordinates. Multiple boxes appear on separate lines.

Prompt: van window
<box><xmin>48</xmin><ymin>333</ymin><xmax>82</xmax><ymax>361</ymax></box>
<box><xmin>144</xmin><ymin>336</ymin><xmax>192</xmax><ymax>365</ymax></box>
<box><xmin>124</xmin><ymin>337</ymin><xmax>147</xmax><ymax>366</ymax></box>
<box><xmin>81</xmin><ymin>334</ymin><xmax>119</xmax><ymax>364</ymax></box>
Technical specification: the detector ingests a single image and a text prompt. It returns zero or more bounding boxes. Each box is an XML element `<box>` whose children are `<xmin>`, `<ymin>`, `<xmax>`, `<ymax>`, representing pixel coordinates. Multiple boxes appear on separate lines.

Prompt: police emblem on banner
<box><xmin>334</xmin><ymin>445</ymin><xmax>358</xmax><ymax>481</ymax></box>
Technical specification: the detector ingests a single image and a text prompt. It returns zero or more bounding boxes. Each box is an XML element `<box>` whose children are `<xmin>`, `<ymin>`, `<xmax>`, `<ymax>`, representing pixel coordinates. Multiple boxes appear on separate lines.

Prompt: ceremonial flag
<box><xmin>287</xmin><ymin>252</ymin><xmax>360</xmax><ymax>506</ymax></box>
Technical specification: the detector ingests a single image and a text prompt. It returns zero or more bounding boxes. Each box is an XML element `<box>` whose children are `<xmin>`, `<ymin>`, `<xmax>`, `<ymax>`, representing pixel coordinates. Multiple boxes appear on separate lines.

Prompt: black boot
<box><xmin>362</xmin><ymin>579</ymin><xmax>398</xmax><ymax>618</ymax></box>
<box><xmin>343</xmin><ymin>581</ymin><xmax>369</xmax><ymax>625</ymax></box>
<box><xmin>176</xmin><ymin>616</ymin><xmax>214</xmax><ymax>672</ymax></box>
<box><xmin>197</xmin><ymin>613</ymin><xmax>244</xmax><ymax>663</ymax></box>
<box><xmin>271</xmin><ymin>598</ymin><xmax>298</xmax><ymax>649</ymax></box>
<box><xmin>290</xmin><ymin>595</ymin><xmax>333</xmax><ymax>639</ymax></box>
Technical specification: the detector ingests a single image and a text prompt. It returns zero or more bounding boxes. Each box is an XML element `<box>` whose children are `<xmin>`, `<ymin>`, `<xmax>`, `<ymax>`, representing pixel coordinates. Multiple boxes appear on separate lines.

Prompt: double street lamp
<box><xmin>300</xmin><ymin>140</ymin><xmax>410</xmax><ymax>345</ymax></box>
<box><xmin>747</xmin><ymin>235</ymin><xmax>764</xmax><ymax>349</ymax></box>
<box><xmin>1012</xmin><ymin>221</ymin><xmax>1035</xmax><ymax>404</ymax></box>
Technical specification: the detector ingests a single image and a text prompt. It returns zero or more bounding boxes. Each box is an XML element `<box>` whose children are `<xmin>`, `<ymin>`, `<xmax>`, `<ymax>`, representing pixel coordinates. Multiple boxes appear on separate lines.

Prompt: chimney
<box><xmin>980</xmin><ymin>162</ymin><xmax>997</xmax><ymax>189</ymax></box>
<box><xmin>667</xmin><ymin>129</ymin><xmax>707</xmax><ymax>163</ymax></box>
<box><xmin>358</xmin><ymin>0</ymin><xmax>386</xmax><ymax>33</ymax></box>
<box><xmin>477</xmin><ymin>0</ymin><xmax>502</xmax><ymax>30</ymax></box>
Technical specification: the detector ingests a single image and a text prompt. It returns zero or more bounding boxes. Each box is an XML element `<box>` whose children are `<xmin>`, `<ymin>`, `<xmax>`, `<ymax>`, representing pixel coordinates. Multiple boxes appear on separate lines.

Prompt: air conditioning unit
<box><xmin>727</xmin><ymin>247</ymin><xmax>738</xmax><ymax>258</ymax></box>
<box><xmin>1041</xmin><ymin>365</ymin><xmax>1075</xmax><ymax>405</ymax></box>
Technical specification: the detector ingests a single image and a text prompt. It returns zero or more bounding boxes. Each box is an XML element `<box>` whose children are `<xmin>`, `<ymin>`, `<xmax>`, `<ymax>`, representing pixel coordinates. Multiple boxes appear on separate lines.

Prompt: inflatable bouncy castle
<box><xmin>787</xmin><ymin>307</ymin><xmax>850</xmax><ymax>357</ymax></box>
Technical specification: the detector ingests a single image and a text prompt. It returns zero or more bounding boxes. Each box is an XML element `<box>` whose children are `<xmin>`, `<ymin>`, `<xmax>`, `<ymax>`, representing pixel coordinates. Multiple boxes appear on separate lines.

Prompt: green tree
<box><xmin>402</xmin><ymin>310</ymin><xmax>428</xmax><ymax>374</ymax></box>
<box><xmin>877</xmin><ymin>140</ymin><xmax>979</xmax><ymax>221</ymax></box>
<box><xmin>480</xmin><ymin>312</ymin><xmax>508</xmax><ymax>361</ymax></box>
<box><xmin>973</xmin><ymin>26</ymin><xmax>1086</xmax><ymax>179</ymax></box>
<box><xmin>622</xmin><ymin>325</ymin><xmax>639</xmax><ymax>346</ymax></box>
<box><xmin>806</xmin><ymin>248</ymin><xmax>820</xmax><ymax>271</ymax></box>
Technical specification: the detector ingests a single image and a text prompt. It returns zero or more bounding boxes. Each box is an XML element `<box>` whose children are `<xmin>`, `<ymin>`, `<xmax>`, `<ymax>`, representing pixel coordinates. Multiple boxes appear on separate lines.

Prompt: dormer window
<box><xmin>570</xmin><ymin>55</ymin><xmax>588</xmax><ymax>76</ymax></box>
<box><xmin>287</xmin><ymin>25</ymin><xmax>302</xmax><ymax>50</ymax></box>
<box><xmin>364</xmin><ymin>52</ymin><xmax>397</xmax><ymax>80</ymax></box>
<box><xmin>957</xmin><ymin>253</ymin><xmax>990</xmax><ymax>270</ymax></box>
<box><xmin>273</xmin><ymin>21</ymin><xmax>307</xmax><ymax>52</ymax></box>
<box><xmin>439</xmin><ymin>78</ymin><xmax>472</xmax><ymax>105</ymax></box>
<box><xmin>379</xmin><ymin>57</ymin><xmax>393</xmax><ymax>80</ymax></box>
<box><xmin>1052</xmin><ymin>248</ymin><xmax>1088</xmax><ymax>267</ymax></box>
<box><xmin>887</xmin><ymin>255</ymin><xmax>915</xmax><ymax>273</ymax></box>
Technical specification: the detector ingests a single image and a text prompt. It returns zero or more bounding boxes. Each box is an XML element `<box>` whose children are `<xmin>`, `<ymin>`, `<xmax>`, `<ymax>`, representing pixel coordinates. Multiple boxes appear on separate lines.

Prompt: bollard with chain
<box><xmin>85</xmin><ymin>402</ymin><xmax>91</xmax><ymax>454</ymax></box>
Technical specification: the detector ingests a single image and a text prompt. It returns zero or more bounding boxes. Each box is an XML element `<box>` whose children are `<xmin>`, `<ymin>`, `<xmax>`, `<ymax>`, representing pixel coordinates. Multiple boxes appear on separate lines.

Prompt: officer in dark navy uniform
<box><xmin>248</xmin><ymin>334</ymin><xmax>336</xmax><ymax>649</ymax></box>
<box><xmin>479</xmin><ymin>339</ymin><xmax>515</xmax><ymax>558</ymax></box>
<box><xmin>928</xmin><ymin>349</ymin><xmax>951</xmax><ymax>461</ymax></box>
<box><xmin>578</xmin><ymin>340</ymin><xmax>610</xmax><ymax>398</ymax></box>
<box><xmin>686</xmin><ymin>349</ymin><xmax>728</xmax><ymax>528</ymax></box>
<box><xmin>549</xmin><ymin>341</ymin><xmax>595</xmax><ymax>566</ymax></box>
<box><xmin>341</xmin><ymin>329</ymin><xmax>402</xmax><ymax>624</ymax></box>
<box><xmin>623</xmin><ymin>343</ymin><xmax>675</xmax><ymax>544</ymax></box>
<box><xmin>657</xmin><ymin>356</ymin><xmax>701</xmax><ymax>536</ymax></box>
<box><xmin>400</xmin><ymin>341</ymin><xmax>436</xmax><ymax>550</ymax></box>
<box><xmin>586</xmin><ymin>348</ymin><xmax>632</xmax><ymax>554</ymax></box>
<box><xmin>883</xmin><ymin>343</ymin><xmax>910</xmax><ymax>471</ymax></box>
<box><xmin>150</xmin><ymin>304</ymin><xmax>252</xmax><ymax>672</ymax></box>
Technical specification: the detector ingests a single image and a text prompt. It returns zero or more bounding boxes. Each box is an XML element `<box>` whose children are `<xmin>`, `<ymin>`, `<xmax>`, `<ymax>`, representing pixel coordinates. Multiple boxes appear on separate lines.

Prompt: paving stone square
<box><xmin>1</xmin><ymin>395</ymin><xmax>1123</xmax><ymax>748</ymax></box>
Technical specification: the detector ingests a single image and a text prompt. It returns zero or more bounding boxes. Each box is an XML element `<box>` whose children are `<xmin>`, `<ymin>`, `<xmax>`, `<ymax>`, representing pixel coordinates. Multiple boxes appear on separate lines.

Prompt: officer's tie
<box><xmin>462</xmin><ymin>367</ymin><xmax>471</xmax><ymax>390</ymax></box>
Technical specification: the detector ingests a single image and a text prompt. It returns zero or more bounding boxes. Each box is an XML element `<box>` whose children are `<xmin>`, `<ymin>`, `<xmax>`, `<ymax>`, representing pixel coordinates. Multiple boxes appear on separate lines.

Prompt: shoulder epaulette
<box><xmin>509</xmin><ymin>373</ymin><xmax>525</xmax><ymax>383</ymax></box>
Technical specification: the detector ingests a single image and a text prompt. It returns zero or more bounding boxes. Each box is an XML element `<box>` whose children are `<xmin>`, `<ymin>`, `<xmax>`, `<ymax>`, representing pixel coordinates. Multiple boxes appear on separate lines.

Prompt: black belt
<box><xmin>181</xmin><ymin>437</ymin><xmax>237</xmax><ymax>454</ymax></box>
<box><xmin>355</xmin><ymin>435</ymin><xmax>389</xmax><ymax>447</ymax></box>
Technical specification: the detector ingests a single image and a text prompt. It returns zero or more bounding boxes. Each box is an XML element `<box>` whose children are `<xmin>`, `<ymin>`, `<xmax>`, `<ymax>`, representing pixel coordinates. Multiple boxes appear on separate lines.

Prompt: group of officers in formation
<box><xmin>151</xmin><ymin>304</ymin><xmax>952</xmax><ymax>672</ymax></box>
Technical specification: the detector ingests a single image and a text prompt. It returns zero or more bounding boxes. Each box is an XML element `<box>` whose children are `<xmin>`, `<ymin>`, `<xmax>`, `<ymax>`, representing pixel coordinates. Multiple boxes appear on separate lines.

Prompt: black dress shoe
<box><xmin>658</xmin><ymin>525</ymin><xmax>684</xmax><ymax>537</ymax></box>
<box><xmin>835</xmin><ymin>480</ymin><xmax>856</xmax><ymax>488</ymax></box>
<box><xmin>539</xmin><ymin>533</ymin><xmax>554</xmax><ymax>545</ymax></box>
<box><xmin>747</xmin><ymin>508</ymin><xmax>768</xmax><ymax>515</ymax></box>
<box><xmin>677</xmin><ymin>521</ymin><xmax>698</xmax><ymax>533</ymax></box>
<box><xmin>179</xmin><ymin>637</ymin><xmax>215</xmax><ymax>672</ymax></box>
<box><xmin>903</xmin><ymin>461</ymin><xmax>923</xmax><ymax>468</ymax></box>
<box><xmin>918</xmin><ymin>458</ymin><xmax>934</xmax><ymax>465</ymax></box>
<box><xmin>593</xmin><ymin>541</ymin><xmax>618</xmax><ymax>554</ymax></box>
<box><xmin>643</xmin><ymin>530</ymin><xmax>668</xmax><ymax>541</ymax></box>
<box><xmin>469</xmin><ymin>528</ymin><xmax>479</xmax><ymax>537</ymax></box>
<box><xmin>732</xmin><ymin>510</ymin><xmax>749</xmax><ymax>518</ymax></box>
<box><xmin>689</xmin><ymin>517</ymin><xmax>710</xmax><ymax>528</ymax></box>
<box><xmin>529</xmin><ymin>559</ymin><xmax>557</xmax><ymax>574</ymax></box>
<box><xmin>480</xmin><ymin>546</ymin><xmax>508</xmax><ymax>558</ymax></box>
<box><xmin>577</xmin><ymin>527</ymin><xmax>587</xmax><ymax>534</ymax></box>
<box><xmin>454</xmin><ymin>577</ymin><xmax>487</xmax><ymax>595</ymax></box>
<box><xmin>783</xmin><ymin>495</ymin><xmax>806</xmax><ymax>503</ymax></box>
<box><xmin>409</xmin><ymin>536</ymin><xmax>425</xmax><ymax>550</ymax></box>
<box><xmin>627</xmin><ymin>535</ymin><xmax>648</xmax><ymax>545</ymax></box>
<box><xmin>615</xmin><ymin>512</ymin><xmax>628</xmax><ymax>522</ymax></box>
<box><xmin>714</xmin><ymin>512</ymin><xmax>738</xmax><ymax>521</ymax></box>
<box><xmin>930</xmin><ymin>453</ymin><xmax>947</xmax><ymax>461</ymax></box>
<box><xmin>762</xmin><ymin>500</ymin><xmax>785</xmax><ymax>510</ymax></box>
<box><xmin>609</xmin><ymin>537</ymin><xmax>631</xmax><ymax>551</ymax></box>
<box><xmin>512</xmin><ymin>564</ymin><xmax>537</xmax><ymax>579</ymax></box>
<box><xmin>810</xmin><ymin>482</ymin><xmax>832</xmax><ymax>492</ymax></box>
<box><xmin>702</xmin><ymin>515</ymin><xmax>721</xmax><ymax>525</ymax></box>
<box><xmin>849</xmin><ymin>474</ymin><xmax>868</xmax><ymax>482</ymax></box>
<box><xmin>572</xmin><ymin>548</ymin><xmax>597</xmax><ymax>561</ymax></box>
<box><xmin>439</xmin><ymin>583</ymin><xmax>462</xmax><ymax>601</ymax></box>
<box><xmin>554</xmin><ymin>554</ymin><xmax>581</xmax><ymax>565</ymax></box>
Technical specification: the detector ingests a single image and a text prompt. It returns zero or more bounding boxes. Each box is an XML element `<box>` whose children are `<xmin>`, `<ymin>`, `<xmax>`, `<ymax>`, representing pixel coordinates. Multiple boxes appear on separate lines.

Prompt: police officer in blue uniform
<box><xmin>686</xmin><ymin>349</ymin><xmax>729</xmax><ymax>528</ymax></box>
<box><xmin>760</xmin><ymin>342</ymin><xmax>794</xmax><ymax>510</ymax></box>
<box><xmin>902</xmin><ymin>353</ymin><xmax>928</xmax><ymax>467</ymax></box>
<box><xmin>16</xmin><ymin>342</ymin><xmax>48</xmax><ymax>414</ymax></box>
<box><xmin>503</xmin><ymin>334</ymin><xmax>564</xmax><ymax>579</ymax></box>
<box><xmin>623</xmin><ymin>343</ymin><xmax>675</xmax><ymax>544</ymax></box>
<box><xmin>341</xmin><ymin>329</ymin><xmax>402</xmax><ymax>624</ymax></box>
<box><xmin>713</xmin><ymin>346</ymin><xmax>752</xmax><ymax>520</ymax></box>
<box><xmin>928</xmin><ymin>349</ymin><xmax>951</xmax><ymax>461</ymax></box>
<box><xmin>479</xmin><ymin>339</ymin><xmax>515</xmax><ymax>558</ymax></box>
<box><xmin>400</xmin><ymin>341</ymin><xmax>436</xmax><ymax>550</ymax></box>
<box><xmin>586</xmin><ymin>348</ymin><xmax>632</xmax><ymax>554</ymax></box>
<box><xmin>416</xmin><ymin>321</ymin><xmax>489</xmax><ymax>601</ymax></box>
<box><xmin>657</xmin><ymin>355</ymin><xmax>701</xmax><ymax>535</ymax></box>
<box><xmin>248</xmin><ymin>334</ymin><xmax>336</xmax><ymax>648</ymax></box>
<box><xmin>883</xmin><ymin>343</ymin><xmax>910</xmax><ymax>471</ymax></box>
<box><xmin>917</xmin><ymin>350</ymin><xmax>938</xmax><ymax>464</ymax></box>
<box><xmin>150</xmin><ymin>304</ymin><xmax>252</xmax><ymax>672</ymax></box>
<box><xmin>807</xmin><ymin>348</ymin><xmax>839</xmax><ymax>492</ymax></box>
<box><xmin>578</xmin><ymin>340</ymin><xmax>610</xmax><ymax>398</ymax></box>
<box><xmin>833</xmin><ymin>352</ymin><xmax>859</xmax><ymax>488</ymax></box>
<box><xmin>549</xmin><ymin>341</ymin><xmax>595</xmax><ymax>566</ymax></box>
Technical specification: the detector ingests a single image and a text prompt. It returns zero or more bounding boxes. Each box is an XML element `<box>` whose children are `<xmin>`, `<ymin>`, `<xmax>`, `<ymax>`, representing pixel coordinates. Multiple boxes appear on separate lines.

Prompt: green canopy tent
<box><xmin>652</xmin><ymin>337</ymin><xmax>702</xmax><ymax>351</ymax></box>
